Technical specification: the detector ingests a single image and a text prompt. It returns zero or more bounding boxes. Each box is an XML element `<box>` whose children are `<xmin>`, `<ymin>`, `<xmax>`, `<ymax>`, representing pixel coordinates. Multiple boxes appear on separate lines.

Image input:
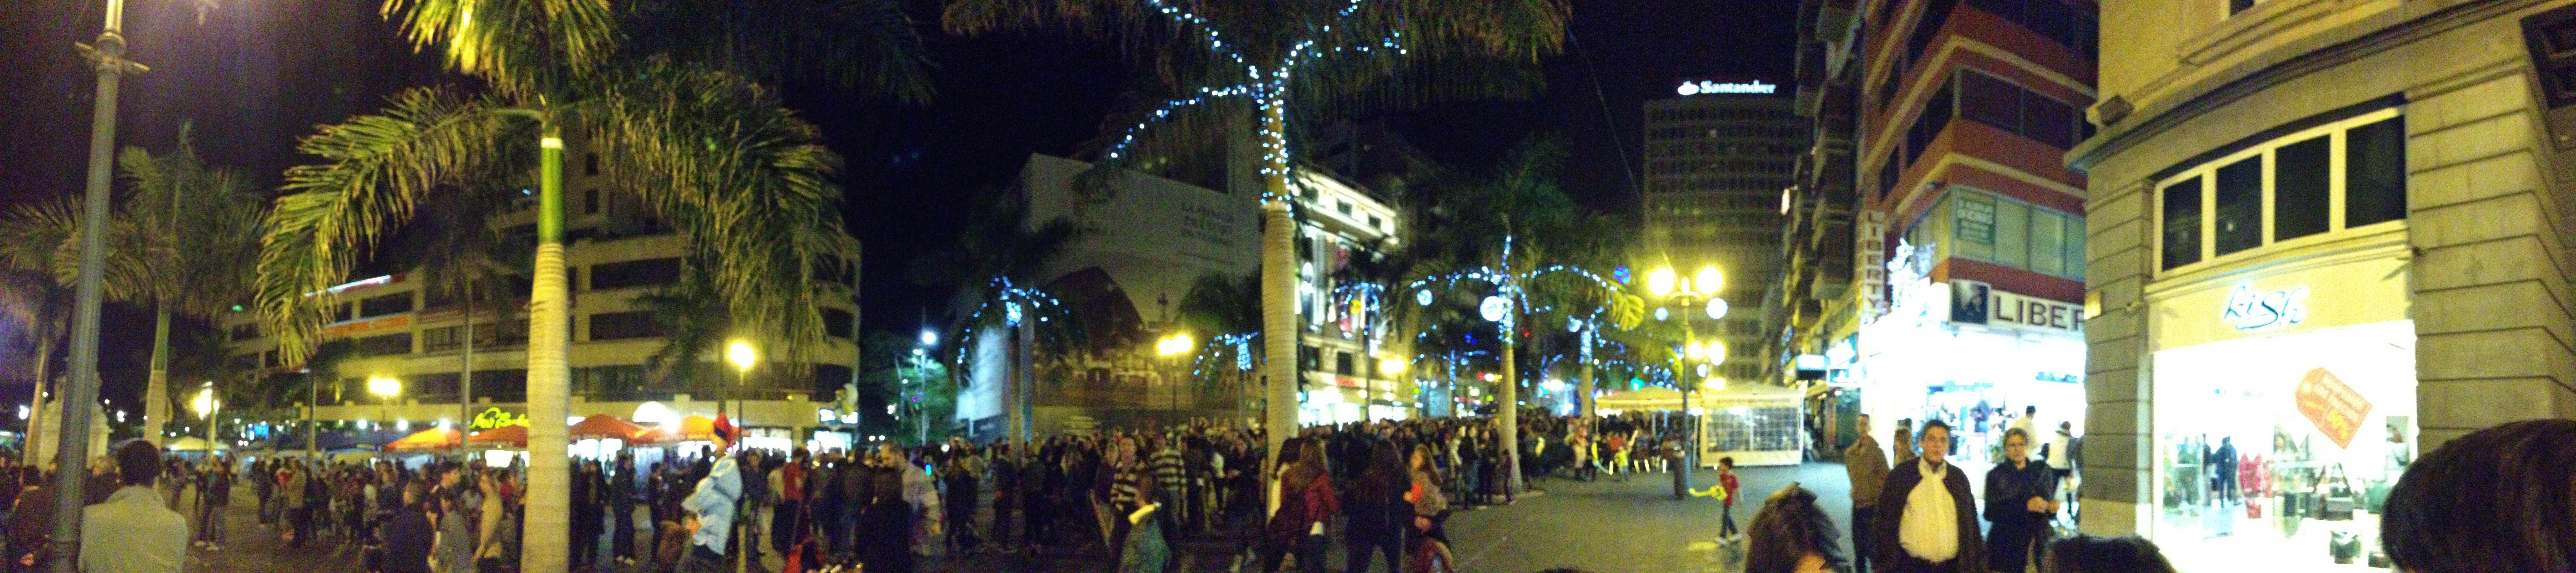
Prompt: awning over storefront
<box><xmin>1598</xmin><ymin>387</ymin><xmax>1687</xmax><ymax>410</ymax></box>
<box><xmin>385</xmin><ymin>429</ymin><xmax>461</xmax><ymax>451</ymax></box>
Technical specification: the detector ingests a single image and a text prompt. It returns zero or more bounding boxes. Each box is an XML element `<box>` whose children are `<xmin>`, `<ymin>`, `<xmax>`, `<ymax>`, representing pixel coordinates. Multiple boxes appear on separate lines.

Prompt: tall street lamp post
<box><xmin>51</xmin><ymin>1</ymin><xmax>148</xmax><ymax>570</ymax></box>
<box><xmin>1647</xmin><ymin>265</ymin><xmax>1729</xmax><ymax>499</ymax></box>
<box><xmin>727</xmin><ymin>341</ymin><xmax>757</xmax><ymax>424</ymax></box>
<box><xmin>369</xmin><ymin>377</ymin><xmax>402</xmax><ymax>436</ymax></box>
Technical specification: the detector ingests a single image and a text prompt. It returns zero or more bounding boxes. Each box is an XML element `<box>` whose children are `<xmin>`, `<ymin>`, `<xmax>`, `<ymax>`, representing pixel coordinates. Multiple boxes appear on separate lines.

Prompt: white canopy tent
<box><xmin>1595</xmin><ymin>387</ymin><xmax>1688</xmax><ymax>411</ymax></box>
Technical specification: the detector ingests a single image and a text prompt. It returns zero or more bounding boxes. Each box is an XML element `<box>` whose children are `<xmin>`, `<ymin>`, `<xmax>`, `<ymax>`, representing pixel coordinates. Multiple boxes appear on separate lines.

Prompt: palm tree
<box><xmin>252</xmin><ymin>3</ymin><xmax>925</xmax><ymax>570</ymax></box>
<box><xmin>1176</xmin><ymin>271</ymin><xmax>1259</xmax><ymax>402</ymax></box>
<box><xmin>0</xmin><ymin>271</ymin><xmax>71</xmax><ymax>463</ymax></box>
<box><xmin>115</xmin><ymin>129</ymin><xmax>270</xmax><ymax>447</ymax></box>
<box><xmin>910</xmin><ymin>186</ymin><xmax>1085</xmax><ymax>445</ymax></box>
<box><xmin>0</xmin><ymin>192</ymin><xmax>169</xmax><ymax>464</ymax></box>
<box><xmin>946</xmin><ymin>0</ymin><xmax>1570</xmax><ymax>473</ymax></box>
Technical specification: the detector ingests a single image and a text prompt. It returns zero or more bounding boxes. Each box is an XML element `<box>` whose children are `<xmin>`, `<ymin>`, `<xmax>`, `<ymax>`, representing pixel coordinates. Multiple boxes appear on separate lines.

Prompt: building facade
<box><xmin>1834</xmin><ymin>0</ymin><xmax>2098</xmax><ymax>470</ymax></box>
<box><xmin>1643</xmin><ymin>89</ymin><xmax>1806</xmax><ymax>380</ymax></box>
<box><xmin>1289</xmin><ymin>169</ymin><xmax>1411</xmax><ymax>425</ymax></box>
<box><xmin>2075</xmin><ymin>0</ymin><xmax>2576</xmax><ymax>568</ymax></box>
<box><xmin>1774</xmin><ymin>0</ymin><xmax>1867</xmax><ymax>453</ymax></box>
<box><xmin>226</xmin><ymin>145</ymin><xmax>861</xmax><ymax>452</ymax></box>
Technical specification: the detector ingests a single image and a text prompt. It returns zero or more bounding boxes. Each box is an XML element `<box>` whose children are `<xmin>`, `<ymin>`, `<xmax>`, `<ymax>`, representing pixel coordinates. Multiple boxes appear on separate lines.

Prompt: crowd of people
<box><xmin>0</xmin><ymin>407</ymin><xmax>2557</xmax><ymax>573</ymax></box>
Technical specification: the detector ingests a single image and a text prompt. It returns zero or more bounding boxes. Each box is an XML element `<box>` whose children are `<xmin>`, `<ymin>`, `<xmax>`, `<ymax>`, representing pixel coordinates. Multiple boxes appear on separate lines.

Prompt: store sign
<box><xmin>468</xmin><ymin>407</ymin><xmax>527</xmax><ymax>430</ymax></box>
<box><xmin>1676</xmin><ymin>79</ymin><xmax>1777</xmax><ymax>95</ymax></box>
<box><xmin>1948</xmin><ymin>280</ymin><xmax>2083</xmax><ymax>333</ymax></box>
<box><xmin>323</xmin><ymin>312</ymin><xmax>413</xmax><ymax>338</ymax></box>
<box><xmin>1856</xmin><ymin>211</ymin><xmax>1888</xmax><ymax>322</ymax></box>
<box><xmin>2223</xmin><ymin>285</ymin><xmax>2309</xmax><ymax>330</ymax></box>
<box><xmin>2293</xmin><ymin>368</ymin><xmax>2372</xmax><ymax>449</ymax></box>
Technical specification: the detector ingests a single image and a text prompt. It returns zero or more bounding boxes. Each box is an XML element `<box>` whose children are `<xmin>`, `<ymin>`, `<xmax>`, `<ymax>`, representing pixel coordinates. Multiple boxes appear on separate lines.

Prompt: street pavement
<box><xmin>178</xmin><ymin>461</ymin><xmax>1879</xmax><ymax>573</ymax></box>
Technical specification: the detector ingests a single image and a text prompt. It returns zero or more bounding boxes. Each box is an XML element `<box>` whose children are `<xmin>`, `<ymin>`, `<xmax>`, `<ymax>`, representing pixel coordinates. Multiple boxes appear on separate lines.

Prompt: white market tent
<box><xmin>1697</xmin><ymin>382</ymin><xmax>1806</xmax><ymax>467</ymax></box>
<box><xmin>164</xmin><ymin>436</ymin><xmax>227</xmax><ymax>451</ymax></box>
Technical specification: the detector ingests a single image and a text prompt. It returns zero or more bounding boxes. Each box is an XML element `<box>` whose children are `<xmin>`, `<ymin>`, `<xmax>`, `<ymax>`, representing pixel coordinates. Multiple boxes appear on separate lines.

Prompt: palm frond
<box><xmin>587</xmin><ymin>59</ymin><xmax>860</xmax><ymax>366</ymax></box>
<box><xmin>258</xmin><ymin>87</ymin><xmax>537</xmax><ymax>365</ymax></box>
<box><xmin>620</xmin><ymin>0</ymin><xmax>934</xmax><ymax>103</ymax></box>
<box><xmin>382</xmin><ymin>0</ymin><xmax>619</xmax><ymax>99</ymax></box>
<box><xmin>119</xmin><ymin>127</ymin><xmax>275</xmax><ymax>318</ymax></box>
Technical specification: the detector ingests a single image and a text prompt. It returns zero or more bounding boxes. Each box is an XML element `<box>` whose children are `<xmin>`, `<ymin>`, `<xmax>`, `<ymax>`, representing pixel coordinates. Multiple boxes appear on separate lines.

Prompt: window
<box><xmin>2345</xmin><ymin>117</ymin><xmax>2407</xmax><ymax>227</ymax></box>
<box><xmin>1904</xmin><ymin>83</ymin><xmax>1954</xmax><ymax>168</ymax></box>
<box><xmin>574</xmin><ymin>365</ymin><xmax>650</xmax><ymax>400</ymax></box>
<box><xmin>1335</xmin><ymin>352</ymin><xmax>1355</xmax><ymax>376</ymax></box>
<box><xmin>588</xmin><ymin>311</ymin><xmax>670</xmax><ymax>341</ymax></box>
<box><xmin>2158</xmin><ymin>109</ymin><xmax>2406</xmax><ymax>272</ymax></box>
<box><xmin>1956</xmin><ymin>69</ymin><xmax>2079</xmax><ymax>148</ymax></box>
<box><xmin>588</xmin><ymin>257</ymin><xmax>681</xmax><ymax>290</ymax></box>
<box><xmin>478</xmin><ymin>319</ymin><xmax>530</xmax><ymax>348</ymax></box>
<box><xmin>1964</xmin><ymin>0</ymin><xmax>2098</xmax><ymax>57</ymax></box>
<box><xmin>584</xmin><ymin>189</ymin><xmax>601</xmax><ymax>215</ymax></box>
<box><xmin>2160</xmin><ymin>178</ymin><xmax>2203</xmax><ymax>270</ymax></box>
<box><xmin>422</xmin><ymin>326</ymin><xmax>463</xmax><ymax>353</ymax></box>
<box><xmin>1878</xmin><ymin>158</ymin><xmax>1899</xmax><ymax>202</ymax></box>
<box><xmin>1337</xmin><ymin>201</ymin><xmax>1352</xmax><ymax>215</ymax></box>
<box><xmin>2274</xmin><ymin>136</ymin><xmax>2331</xmax><ymax>241</ymax></box>
<box><xmin>585</xmin><ymin>153</ymin><xmax>600</xmax><ymax>176</ymax></box>
<box><xmin>1368</xmin><ymin>215</ymin><xmax>1383</xmax><ymax>231</ymax></box>
<box><xmin>823</xmin><ymin>308</ymin><xmax>854</xmax><ymax>339</ymax></box>
<box><xmin>357</xmin><ymin>292</ymin><xmax>413</xmax><ymax>318</ymax></box>
<box><xmin>355</xmin><ymin>333</ymin><xmax>412</xmax><ymax>357</ymax></box>
<box><xmin>2228</xmin><ymin>0</ymin><xmax>2257</xmax><ymax>15</ymax></box>
<box><xmin>1299</xmin><ymin>346</ymin><xmax>1322</xmax><ymax>373</ymax></box>
<box><xmin>334</xmin><ymin>303</ymin><xmax>354</xmax><ymax>323</ymax></box>
<box><xmin>1942</xmin><ymin>188</ymin><xmax>2084</xmax><ymax>278</ymax></box>
<box><xmin>2212</xmin><ymin>156</ymin><xmax>2262</xmax><ymax>256</ymax></box>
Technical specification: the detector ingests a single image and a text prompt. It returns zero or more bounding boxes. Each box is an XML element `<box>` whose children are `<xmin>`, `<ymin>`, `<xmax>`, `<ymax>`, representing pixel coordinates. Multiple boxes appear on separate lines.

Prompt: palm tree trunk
<box><xmin>1259</xmin><ymin>205</ymin><xmax>1297</xmax><ymax>471</ymax></box>
<box><xmin>1014</xmin><ymin>319</ymin><xmax>1034</xmax><ymax>445</ymax></box>
<box><xmin>521</xmin><ymin>124</ymin><xmax>573</xmax><ymax>573</ymax></box>
<box><xmin>143</xmin><ymin>308</ymin><xmax>170</xmax><ymax>447</ymax></box>
<box><xmin>1579</xmin><ymin>329</ymin><xmax>1595</xmax><ymax>421</ymax></box>
<box><xmin>24</xmin><ymin>338</ymin><xmax>48</xmax><ymax>465</ymax></box>
<box><xmin>1500</xmin><ymin>323</ymin><xmax>1521</xmax><ymax>494</ymax></box>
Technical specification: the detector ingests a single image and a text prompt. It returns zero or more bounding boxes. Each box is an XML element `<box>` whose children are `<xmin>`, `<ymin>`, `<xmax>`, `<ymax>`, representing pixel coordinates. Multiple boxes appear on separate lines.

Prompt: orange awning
<box><xmin>648</xmin><ymin>415</ymin><xmax>717</xmax><ymax>443</ymax></box>
<box><xmin>467</xmin><ymin>425</ymin><xmax>528</xmax><ymax>448</ymax></box>
<box><xmin>570</xmin><ymin>415</ymin><xmax>650</xmax><ymax>441</ymax></box>
<box><xmin>385</xmin><ymin>428</ymin><xmax>462</xmax><ymax>452</ymax></box>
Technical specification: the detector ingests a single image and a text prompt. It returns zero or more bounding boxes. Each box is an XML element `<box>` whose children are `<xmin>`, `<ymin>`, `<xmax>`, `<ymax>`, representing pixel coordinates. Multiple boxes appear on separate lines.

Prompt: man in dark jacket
<box><xmin>1871</xmin><ymin>420</ymin><xmax>1983</xmax><ymax>573</ymax></box>
<box><xmin>381</xmin><ymin>485</ymin><xmax>435</xmax><ymax>573</ymax></box>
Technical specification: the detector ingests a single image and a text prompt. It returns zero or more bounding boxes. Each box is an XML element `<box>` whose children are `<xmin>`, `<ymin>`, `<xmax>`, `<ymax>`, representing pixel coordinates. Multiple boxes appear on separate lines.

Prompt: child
<box><xmin>1717</xmin><ymin>457</ymin><xmax>1742</xmax><ymax>538</ymax></box>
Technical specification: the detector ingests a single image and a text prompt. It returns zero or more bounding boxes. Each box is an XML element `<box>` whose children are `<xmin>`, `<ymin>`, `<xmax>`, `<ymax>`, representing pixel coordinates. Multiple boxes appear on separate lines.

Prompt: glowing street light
<box><xmin>368</xmin><ymin>377</ymin><xmax>402</xmax><ymax>398</ymax></box>
<box><xmin>919</xmin><ymin>331</ymin><xmax>938</xmax><ymax>347</ymax></box>
<box><xmin>727</xmin><ymin>341</ymin><xmax>758</xmax><ymax>373</ymax></box>
<box><xmin>1646</xmin><ymin>268</ymin><xmax>1677</xmax><ymax>297</ymax></box>
<box><xmin>191</xmin><ymin>387</ymin><xmax>217</xmax><ymax>419</ymax></box>
<box><xmin>1694</xmin><ymin>266</ymin><xmax>1723</xmax><ymax>295</ymax></box>
<box><xmin>1378</xmin><ymin>357</ymin><xmax>1407</xmax><ymax>375</ymax></box>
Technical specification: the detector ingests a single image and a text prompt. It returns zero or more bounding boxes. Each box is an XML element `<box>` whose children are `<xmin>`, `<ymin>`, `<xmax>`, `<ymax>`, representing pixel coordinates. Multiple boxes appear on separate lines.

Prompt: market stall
<box><xmin>1697</xmin><ymin>383</ymin><xmax>1804</xmax><ymax>467</ymax></box>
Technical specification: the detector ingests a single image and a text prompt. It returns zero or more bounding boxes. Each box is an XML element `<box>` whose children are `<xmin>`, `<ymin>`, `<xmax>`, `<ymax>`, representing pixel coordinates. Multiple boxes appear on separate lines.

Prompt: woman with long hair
<box><xmin>1745</xmin><ymin>483</ymin><xmax>1846</xmax><ymax>573</ymax></box>
<box><xmin>1984</xmin><ymin>428</ymin><xmax>2059</xmax><ymax>573</ymax></box>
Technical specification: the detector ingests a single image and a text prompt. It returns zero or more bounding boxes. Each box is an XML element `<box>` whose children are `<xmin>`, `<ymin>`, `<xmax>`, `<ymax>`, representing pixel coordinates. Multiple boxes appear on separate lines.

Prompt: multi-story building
<box><xmin>1842</xmin><ymin>0</ymin><xmax>2098</xmax><ymax>471</ymax></box>
<box><xmin>1289</xmin><ymin>168</ymin><xmax>1409</xmax><ymax>425</ymax></box>
<box><xmin>2074</xmin><ymin>1</ymin><xmax>2576</xmax><ymax>568</ymax></box>
<box><xmin>225</xmin><ymin>144</ymin><xmax>861</xmax><ymax>453</ymax></box>
<box><xmin>1643</xmin><ymin>87</ymin><xmax>1806</xmax><ymax>381</ymax></box>
<box><xmin>1774</xmin><ymin>0</ymin><xmax>1867</xmax><ymax>454</ymax></box>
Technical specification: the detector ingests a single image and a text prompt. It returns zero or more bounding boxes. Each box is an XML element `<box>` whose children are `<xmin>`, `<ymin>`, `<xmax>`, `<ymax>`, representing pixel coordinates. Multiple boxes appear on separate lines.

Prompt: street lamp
<box><xmin>368</xmin><ymin>377</ymin><xmax>400</xmax><ymax>435</ymax></box>
<box><xmin>191</xmin><ymin>385</ymin><xmax>217</xmax><ymax>442</ymax></box>
<box><xmin>1694</xmin><ymin>266</ymin><xmax>1724</xmax><ymax>296</ymax></box>
<box><xmin>727</xmin><ymin>341</ymin><xmax>756</xmax><ymax>422</ymax></box>
<box><xmin>1646</xmin><ymin>268</ymin><xmax>1677</xmax><ymax>297</ymax></box>
<box><xmin>1156</xmin><ymin>333</ymin><xmax>1194</xmax><ymax>411</ymax></box>
<box><xmin>919</xmin><ymin>331</ymin><xmax>938</xmax><ymax>347</ymax></box>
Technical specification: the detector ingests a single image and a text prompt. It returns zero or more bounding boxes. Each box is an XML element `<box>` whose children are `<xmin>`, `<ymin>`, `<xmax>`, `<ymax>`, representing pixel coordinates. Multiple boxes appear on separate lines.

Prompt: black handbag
<box><xmin>2329</xmin><ymin>531</ymin><xmax>2361</xmax><ymax>564</ymax></box>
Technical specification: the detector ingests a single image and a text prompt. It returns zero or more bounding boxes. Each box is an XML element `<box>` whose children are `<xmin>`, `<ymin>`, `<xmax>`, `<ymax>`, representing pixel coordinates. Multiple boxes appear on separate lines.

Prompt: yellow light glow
<box><xmin>1695</xmin><ymin>266</ymin><xmax>1723</xmax><ymax>295</ymax></box>
<box><xmin>1707</xmin><ymin>341</ymin><xmax>1728</xmax><ymax>365</ymax></box>
<box><xmin>1378</xmin><ymin>357</ymin><xmax>1406</xmax><ymax>375</ymax></box>
<box><xmin>728</xmin><ymin>341</ymin><xmax>757</xmax><ymax>372</ymax></box>
<box><xmin>191</xmin><ymin>387</ymin><xmax>216</xmax><ymax>418</ymax></box>
<box><xmin>1646</xmin><ymin>268</ymin><xmax>1676</xmax><ymax>297</ymax></box>
<box><xmin>1156</xmin><ymin>333</ymin><xmax>1195</xmax><ymax>356</ymax></box>
<box><xmin>1703</xmin><ymin>377</ymin><xmax>1727</xmax><ymax>391</ymax></box>
<box><xmin>367</xmin><ymin>377</ymin><xmax>401</xmax><ymax>398</ymax></box>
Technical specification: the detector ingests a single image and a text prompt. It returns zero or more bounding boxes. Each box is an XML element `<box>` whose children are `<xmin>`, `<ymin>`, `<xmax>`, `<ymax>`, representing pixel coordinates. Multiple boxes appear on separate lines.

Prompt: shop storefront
<box><xmin>1852</xmin><ymin>242</ymin><xmax>2089</xmax><ymax>463</ymax></box>
<box><xmin>2142</xmin><ymin>226</ymin><xmax>2415</xmax><ymax>571</ymax></box>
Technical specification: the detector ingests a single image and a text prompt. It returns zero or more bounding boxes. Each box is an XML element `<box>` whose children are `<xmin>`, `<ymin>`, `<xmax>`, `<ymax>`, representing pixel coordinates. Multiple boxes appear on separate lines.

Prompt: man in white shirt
<box><xmin>1868</xmin><ymin>420</ymin><xmax>1984</xmax><ymax>573</ymax></box>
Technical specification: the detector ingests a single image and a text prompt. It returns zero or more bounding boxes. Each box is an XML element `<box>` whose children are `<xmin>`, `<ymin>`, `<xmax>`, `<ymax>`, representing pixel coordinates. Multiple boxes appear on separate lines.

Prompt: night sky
<box><xmin>0</xmin><ymin>0</ymin><xmax>1795</xmax><ymax>413</ymax></box>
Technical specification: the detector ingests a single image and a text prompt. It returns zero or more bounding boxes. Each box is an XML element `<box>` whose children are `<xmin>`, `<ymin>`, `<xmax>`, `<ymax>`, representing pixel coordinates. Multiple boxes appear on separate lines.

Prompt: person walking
<box><xmin>1870</xmin><ymin>420</ymin><xmax>1983</xmax><ymax>573</ymax></box>
<box><xmin>77</xmin><ymin>440</ymin><xmax>190</xmax><ymax>573</ymax></box>
<box><xmin>1342</xmin><ymin>443</ymin><xmax>1406</xmax><ymax>573</ymax></box>
<box><xmin>1717</xmin><ymin>457</ymin><xmax>1744</xmax><ymax>538</ymax></box>
<box><xmin>1983</xmin><ymin>428</ymin><xmax>2058</xmax><ymax>573</ymax></box>
<box><xmin>192</xmin><ymin>456</ymin><xmax>231</xmax><ymax>551</ymax></box>
<box><xmin>1844</xmin><ymin>414</ymin><xmax>1890</xmax><ymax>573</ymax></box>
<box><xmin>2046</xmin><ymin>422</ymin><xmax>2075</xmax><ymax>519</ymax></box>
<box><xmin>683</xmin><ymin>417</ymin><xmax>745</xmax><ymax>573</ymax></box>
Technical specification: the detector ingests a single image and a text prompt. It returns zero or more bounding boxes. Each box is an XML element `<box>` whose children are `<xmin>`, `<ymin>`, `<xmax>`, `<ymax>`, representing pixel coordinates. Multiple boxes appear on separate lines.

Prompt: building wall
<box><xmin>2074</xmin><ymin>0</ymin><xmax>2576</xmax><ymax>538</ymax></box>
<box><xmin>1644</xmin><ymin>95</ymin><xmax>1805</xmax><ymax>379</ymax></box>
